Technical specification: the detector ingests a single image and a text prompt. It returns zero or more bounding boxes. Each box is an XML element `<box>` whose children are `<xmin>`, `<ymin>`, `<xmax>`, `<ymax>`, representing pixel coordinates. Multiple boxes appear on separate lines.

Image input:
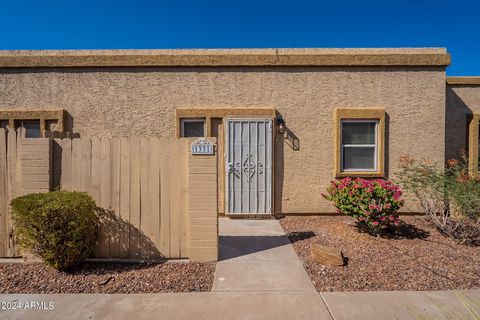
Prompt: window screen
<box><xmin>341</xmin><ymin>120</ymin><xmax>377</xmax><ymax>171</ymax></box>
<box><xmin>181</xmin><ymin>119</ymin><xmax>205</xmax><ymax>137</ymax></box>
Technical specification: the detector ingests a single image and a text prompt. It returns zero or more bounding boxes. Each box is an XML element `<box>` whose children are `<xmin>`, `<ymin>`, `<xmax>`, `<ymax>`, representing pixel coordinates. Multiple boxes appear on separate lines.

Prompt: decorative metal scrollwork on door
<box><xmin>228</xmin><ymin>154</ymin><xmax>264</xmax><ymax>182</ymax></box>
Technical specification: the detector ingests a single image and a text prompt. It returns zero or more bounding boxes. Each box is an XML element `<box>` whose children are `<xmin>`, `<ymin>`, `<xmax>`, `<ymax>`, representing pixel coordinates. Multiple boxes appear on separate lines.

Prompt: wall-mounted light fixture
<box><xmin>276</xmin><ymin>116</ymin><xmax>286</xmax><ymax>135</ymax></box>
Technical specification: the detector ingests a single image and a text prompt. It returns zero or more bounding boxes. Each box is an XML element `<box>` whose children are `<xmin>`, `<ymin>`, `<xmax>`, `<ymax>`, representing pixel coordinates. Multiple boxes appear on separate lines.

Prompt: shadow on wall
<box><xmin>95</xmin><ymin>208</ymin><xmax>163</xmax><ymax>260</ymax></box>
<box><xmin>64</xmin><ymin>111</ymin><xmax>74</xmax><ymax>133</ymax></box>
<box><xmin>445</xmin><ymin>88</ymin><xmax>472</xmax><ymax>161</ymax></box>
<box><xmin>274</xmin><ymin>112</ymin><xmax>301</xmax><ymax>216</ymax></box>
<box><xmin>285</xmin><ymin>127</ymin><xmax>300</xmax><ymax>151</ymax></box>
<box><xmin>385</xmin><ymin>113</ymin><xmax>390</xmax><ymax>177</ymax></box>
<box><xmin>52</xmin><ymin>139</ymin><xmax>62</xmax><ymax>189</ymax></box>
<box><xmin>51</xmin><ymin>136</ymin><xmax>79</xmax><ymax>189</ymax></box>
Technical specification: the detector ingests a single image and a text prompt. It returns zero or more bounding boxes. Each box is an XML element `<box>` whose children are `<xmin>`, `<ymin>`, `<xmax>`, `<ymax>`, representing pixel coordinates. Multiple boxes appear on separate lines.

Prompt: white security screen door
<box><xmin>226</xmin><ymin>119</ymin><xmax>273</xmax><ymax>214</ymax></box>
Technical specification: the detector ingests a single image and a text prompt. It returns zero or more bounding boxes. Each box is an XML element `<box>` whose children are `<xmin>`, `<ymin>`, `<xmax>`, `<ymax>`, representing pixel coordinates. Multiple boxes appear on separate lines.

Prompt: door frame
<box><xmin>224</xmin><ymin>117</ymin><xmax>274</xmax><ymax>216</ymax></box>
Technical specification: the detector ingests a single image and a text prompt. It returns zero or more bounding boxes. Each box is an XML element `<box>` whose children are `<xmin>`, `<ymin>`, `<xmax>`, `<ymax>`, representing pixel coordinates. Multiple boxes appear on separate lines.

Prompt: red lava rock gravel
<box><xmin>0</xmin><ymin>261</ymin><xmax>215</xmax><ymax>294</ymax></box>
<box><xmin>280</xmin><ymin>216</ymin><xmax>480</xmax><ymax>292</ymax></box>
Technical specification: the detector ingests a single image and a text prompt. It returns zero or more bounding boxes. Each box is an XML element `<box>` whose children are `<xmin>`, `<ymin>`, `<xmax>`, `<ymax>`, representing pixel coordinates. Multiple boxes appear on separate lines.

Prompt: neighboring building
<box><xmin>0</xmin><ymin>48</ymin><xmax>478</xmax><ymax>215</ymax></box>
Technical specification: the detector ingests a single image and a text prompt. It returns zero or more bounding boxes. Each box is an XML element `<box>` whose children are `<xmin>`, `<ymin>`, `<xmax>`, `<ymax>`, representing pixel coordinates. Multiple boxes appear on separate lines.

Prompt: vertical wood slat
<box><xmin>179</xmin><ymin>139</ymin><xmax>189</xmax><ymax>257</ymax></box>
<box><xmin>159</xmin><ymin>138</ymin><xmax>170</xmax><ymax>257</ymax></box>
<box><xmin>139</xmin><ymin>137</ymin><xmax>151</xmax><ymax>258</ymax></box>
<box><xmin>80</xmin><ymin>137</ymin><xmax>91</xmax><ymax>192</ymax></box>
<box><xmin>7</xmin><ymin>128</ymin><xmax>17</xmax><ymax>200</ymax></box>
<box><xmin>71</xmin><ymin>138</ymin><xmax>82</xmax><ymax>190</ymax></box>
<box><xmin>99</xmin><ymin>136</ymin><xmax>111</xmax><ymax>258</ymax></box>
<box><xmin>90</xmin><ymin>137</ymin><xmax>102</xmax><ymax>257</ymax></box>
<box><xmin>150</xmin><ymin>138</ymin><xmax>162</xmax><ymax>257</ymax></box>
<box><xmin>6</xmin><ymin>128</ymin><xmax>18</xmax><ymax>256</ymax></box>
<box><xmin>119</xmin><ymin>137</ymin><xmax>131</xmax><ymax>258</ymax></box>
<box><xmin>60</xmin><ymin>138</ymin><xmax>72</xmax><ymax>191</ymax></box>
<box><xmin>0</xmin><ymin>129</ymin><xmax>8</xmax><ymax>256</ymax></box>
<box><xmin>169</xmin><ymin>140</ymin><xmax>180</xmax><ymax>258</ymax></box>
<box><xmin>129</xmin><ymin>136</ymin><xmax>141</xmax><ymax>258</ymax></box>
<box><xmin>110</xmin><ymin>138</ymin><xmax>121</xmax><ymax>258</ymax></box>
<box><xmin>90</xmin><ymin>137</ymin><xmax>101</xmax><ymax>203</ymax></box>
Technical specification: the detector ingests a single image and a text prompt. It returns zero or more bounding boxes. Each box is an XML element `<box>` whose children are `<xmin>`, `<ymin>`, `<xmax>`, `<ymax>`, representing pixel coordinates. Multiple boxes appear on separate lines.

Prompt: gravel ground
<box><xmin>280</xmin><ymin>216</ymin><xmax>480</xmax><ymax>292</ymax></box>
<box><xmin>0</xmin><ymin>261</ymin><xmax>215</xmax><ymax>294</ymax></box>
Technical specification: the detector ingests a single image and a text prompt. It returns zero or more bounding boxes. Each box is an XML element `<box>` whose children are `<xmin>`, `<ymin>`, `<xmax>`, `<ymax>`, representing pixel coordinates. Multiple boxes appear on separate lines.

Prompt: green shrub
<box><xmin>323</xmin><ymin>177</ymin><xmax>404</xmax><ymax>233</ymax></box>
<box><xmin>397</xmin><ymin>156</ymin><xmax>480</xmax><ymax>244</ymax></box>
<box><xmin>11</xmin><ymin>191</ymin><xmax>98</xmax><ymax>271</ymax></box>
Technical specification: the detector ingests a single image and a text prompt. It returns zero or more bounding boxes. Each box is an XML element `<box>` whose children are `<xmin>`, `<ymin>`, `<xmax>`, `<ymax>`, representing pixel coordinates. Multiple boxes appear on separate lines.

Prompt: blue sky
<box><xmin>0</xmin><ymin>0</ymin><xmax>478</xmax><ymax>75</ymax></box>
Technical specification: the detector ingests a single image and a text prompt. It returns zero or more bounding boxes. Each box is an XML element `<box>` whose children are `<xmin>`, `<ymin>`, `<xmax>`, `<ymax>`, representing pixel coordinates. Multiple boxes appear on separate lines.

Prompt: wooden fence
<box><xmin>1</xmin><ymin>130</ymin><xmax>218</xmax><ymax>261</ymax></box>
<box><xmin>55</xmin><ymin>136</ymin><xmax>190</xmax><ymax>259</ymax></box>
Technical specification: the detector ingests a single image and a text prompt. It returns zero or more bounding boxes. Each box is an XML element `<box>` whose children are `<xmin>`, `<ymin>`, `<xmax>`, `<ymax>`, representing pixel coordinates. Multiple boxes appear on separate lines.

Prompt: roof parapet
<box><xmin>447</xmin><ymin>77</ymin><xmax>480</xmax><ymax>85</ymax></box>
<box><xmin>0</xmin><ymin>48</ymin><xmax>450</xmax><ymax>68</ymax></box>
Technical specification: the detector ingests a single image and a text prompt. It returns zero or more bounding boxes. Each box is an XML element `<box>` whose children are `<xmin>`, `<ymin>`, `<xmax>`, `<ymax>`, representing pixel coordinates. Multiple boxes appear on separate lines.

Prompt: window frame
<box><xmin>0</xmin><ymin>109</ymin><xmax>64</xmax><ymax>137</ymax></box>
<box><xmin>468</xmin><ymin>113</ymin><xmax>480</xmax><ymax>175</ymax></box>
<box><xmin>180</xmin><ymin>118</ymin><xmax>206</xmax><ymax>138</ymax></box>
<box><xmin>334</xmin><ymin>108</ymin><xmax>385</xmax><ymax>178</ymax></box>
<box><xmin>340</xmin><ymin>119</ymin><xmax>378</xmax><ymax>172</ymax></box>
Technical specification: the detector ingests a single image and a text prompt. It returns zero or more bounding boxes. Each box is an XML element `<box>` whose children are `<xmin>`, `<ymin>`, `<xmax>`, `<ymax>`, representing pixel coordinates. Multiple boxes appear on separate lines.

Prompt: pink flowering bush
<box><xmin>322</xmin><ymin>178</ymin><xmax>404</xmax><ymax>233</ymax></box>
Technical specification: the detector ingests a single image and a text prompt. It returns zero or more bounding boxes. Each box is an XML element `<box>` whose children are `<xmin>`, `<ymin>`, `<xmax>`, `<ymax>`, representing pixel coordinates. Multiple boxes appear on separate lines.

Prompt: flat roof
<box><xmin>446</xmin><ymin>77</ymin><xmax>480</xmax><ymax>85</ymax></box>
<box><xmin>0</xmin><ymin>48</ymin><xmax>450</xmax><ymax>68</ymax></box>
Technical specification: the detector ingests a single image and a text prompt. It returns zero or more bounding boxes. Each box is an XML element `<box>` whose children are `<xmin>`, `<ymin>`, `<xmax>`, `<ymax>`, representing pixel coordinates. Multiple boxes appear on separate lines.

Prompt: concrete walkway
<box><xmin>1</xmin><ymin>290</ymin><xmax>479</xmax><ymax>320</ymax></box>
<box><xmin>212</xmin><ymin>218</ymin><xmax>316</xmax><ymax>292</ymax></box>
<box><xmin>0</xmin><ymin>218</ymin><xmax>479</xmax><ymax>319</ymax></box>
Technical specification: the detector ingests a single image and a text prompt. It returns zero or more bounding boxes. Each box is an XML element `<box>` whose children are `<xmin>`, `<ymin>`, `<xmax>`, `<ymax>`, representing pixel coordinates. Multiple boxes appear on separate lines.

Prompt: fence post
<box><xmin>187</xmin><ymin>137</ymin><xmax>218</xmax><ymax>262</ymax></box>
<box><xmin>19</xmin><ymin>138</ymin><xmax>52</xmax><ymax>195</ymax></box>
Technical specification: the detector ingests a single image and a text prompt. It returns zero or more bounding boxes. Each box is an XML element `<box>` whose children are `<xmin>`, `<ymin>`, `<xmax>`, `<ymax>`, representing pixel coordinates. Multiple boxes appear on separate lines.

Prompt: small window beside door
<box><xmin>180</xmin><ymin>118</ymin><xmax>205</xmax><ymax>137</ymax></box>
<box><xmin>15</xmin><ymin>120</ymin><xmax>41</xmax><ymax>138</ymax></box>
<box><xmin>334</xmin><ymin>108</ymin><xmax>385</xmax><ymax>177</ymax></box>
<box><xmin>0</xmin><ymin>109</ymin><xmax>64</xmax><ymax>138</ymax></box>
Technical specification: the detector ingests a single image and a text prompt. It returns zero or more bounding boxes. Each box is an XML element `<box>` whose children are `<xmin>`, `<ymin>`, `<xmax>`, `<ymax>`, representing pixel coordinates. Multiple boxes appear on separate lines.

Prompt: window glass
<box><xmin>342</xmin><ymin>122</ymin><xmax>376</xmax><ymax>144</ymax></box>
<box><xmin>341</xmin><ymin>120</ymin><xmax>377</xmax><ymax>171</ymax></box>
<box><xmin>343</xmin><ymin>147</ymin><xmax>375</xmax><ymax>170</ymax></box>
<box><xmin>0</xmin><ymin>120</ymin><xmax>8</xmax><ymax>129</ymax></box>
<box><xmin>15</xmin><ymin>120</ymin><xmax>41</xmax><ymax>138</ymax></box>
<box><xmin>181</xmin><ymin>119</ymin><xmax>205</xmax><ymax>137</ymax></box>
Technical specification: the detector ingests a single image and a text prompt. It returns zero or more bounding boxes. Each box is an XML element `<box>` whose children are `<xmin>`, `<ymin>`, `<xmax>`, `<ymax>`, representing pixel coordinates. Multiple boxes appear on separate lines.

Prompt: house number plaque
<box><xmin>191</xmin><ymin>138</ymin><xmax>215</xmax><ymax>155</ymax></box>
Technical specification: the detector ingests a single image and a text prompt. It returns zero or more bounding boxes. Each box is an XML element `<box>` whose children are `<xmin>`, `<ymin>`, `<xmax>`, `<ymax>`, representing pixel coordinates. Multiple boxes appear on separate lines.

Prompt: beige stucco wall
<box><xmin>446</xmin><ymin>84</ymin><xmax>480</xmax><ymax>160</ymax></box>
<box><xmin>0</xmin><ymin>66</ymin><xmax>446</xmax><ymax>213</ymax></box>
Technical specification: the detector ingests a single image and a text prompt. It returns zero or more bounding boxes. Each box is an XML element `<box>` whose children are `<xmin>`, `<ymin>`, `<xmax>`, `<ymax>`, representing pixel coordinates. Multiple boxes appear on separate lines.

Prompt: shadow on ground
<box><xmin>68</xmin><ymin>261</ymin><xmax>167</xmax><ymax>275</ymax></box>
<box><xmin>353</xmin><ymin>221</ymin><xmax>430</xmax><ymax>240</ymax></box>
<box><xmin>219</xmin><ymin>232</ymin><xmax>316</xmax><ymax>261</ymax></box>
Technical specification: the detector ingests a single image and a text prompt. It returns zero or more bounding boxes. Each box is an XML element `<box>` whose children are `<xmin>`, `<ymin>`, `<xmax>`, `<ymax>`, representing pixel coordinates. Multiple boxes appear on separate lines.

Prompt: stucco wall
<box><xmin>0</xmin><ymin>66</ymin><xmax>446</xmax><ymax>213</ymax></box>
<box><xmin>446</xmin><ymin>84</ymin><xmax>480</xmax><ymax>161</ymax></box>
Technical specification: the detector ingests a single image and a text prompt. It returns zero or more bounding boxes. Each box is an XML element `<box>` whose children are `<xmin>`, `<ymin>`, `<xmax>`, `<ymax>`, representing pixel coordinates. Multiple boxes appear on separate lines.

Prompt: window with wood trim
<box><xmin>334</xmin><ymin>108</ymin><xmax>385</xmax><ymax>177</ymax></box>
<box><xmin>0</xmin><ymin>110</ymin><xmax>64</xmax><ymax>138</ymax></box>
<box><xmin>180</xmin><ymin>118</ymin><xmax>205</xmax><ymax>137</ymax></box>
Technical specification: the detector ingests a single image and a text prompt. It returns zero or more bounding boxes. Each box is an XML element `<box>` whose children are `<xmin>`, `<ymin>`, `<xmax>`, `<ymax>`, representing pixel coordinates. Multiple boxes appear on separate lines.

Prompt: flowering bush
<box><xmin>322</xmin><ymin>178</ymin><xmax>404</xmax><ymax>233</ymax></box>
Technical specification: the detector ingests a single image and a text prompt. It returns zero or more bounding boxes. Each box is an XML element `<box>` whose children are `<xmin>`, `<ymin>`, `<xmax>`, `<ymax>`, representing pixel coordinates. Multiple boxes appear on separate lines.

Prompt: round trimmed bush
<box><xmin>323</xmin><ymin>177</ymin><xmax>404</xmax><ymax>233</ymax></box>
<box><xmin>11</xmin><ymin>191</ymin><xmax>98</xmax><ymax>271</ymax></box>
